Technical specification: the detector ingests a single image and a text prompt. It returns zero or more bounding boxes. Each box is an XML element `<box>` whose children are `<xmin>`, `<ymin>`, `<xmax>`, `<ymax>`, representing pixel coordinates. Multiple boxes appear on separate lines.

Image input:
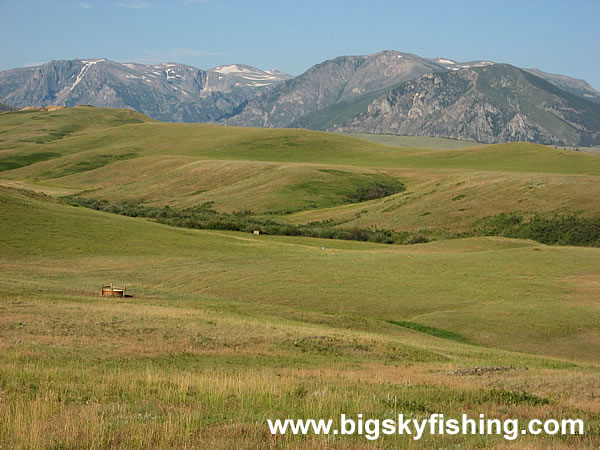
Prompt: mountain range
<box><xmin>1</xmin><ymin>51</ymin><xmax>599</xmax><ymax>146</ymax></box>
<box><xmin>325</xmin><ymin>63</ymin><xmax>600</xmax><ymax>146</ymax></box>
<box><xmin>0</xmin><ymin>59</ymin><xmax>291</xmax><ymax>123</ymax></box>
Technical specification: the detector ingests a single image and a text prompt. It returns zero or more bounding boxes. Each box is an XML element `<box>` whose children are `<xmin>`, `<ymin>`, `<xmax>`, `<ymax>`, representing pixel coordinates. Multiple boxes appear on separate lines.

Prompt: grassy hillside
<box><xmin>2</xmin><ymin>107</ymin><xmax>600</xmax><ymax>447</ymax></box>
<box><xmin>5</xmin><ymin>185</ymin><xmax>600</xmax><ymax>362</ymax></box>
<box><xmin>3</xmin><ymin>107</ymin><xmax>600</xmax><ymax>175</ymax></box>
<box><xmin>2</xmin><ymin>107</ymin><xmax>600</xmax><ymax>236</ymax></box>
<box><xmin>1</xmin><ymin>186</ymin><xmax>600</xmax><ymax>447</ymax></box>
<box><xmin>284</xmin><ymin>169</ymin><xmax>600</xmax><ymax>232</ymax></box>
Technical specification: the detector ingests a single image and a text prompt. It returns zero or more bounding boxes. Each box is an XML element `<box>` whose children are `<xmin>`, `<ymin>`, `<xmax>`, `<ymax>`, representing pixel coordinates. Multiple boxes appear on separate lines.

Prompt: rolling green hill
<box><xmin>2</xmin><ymin>186</ymin><xmax>600</xmax><ymax>447</ymax></box>
<box><xmin>2</xmin><ymin>107</ymin><xmax>600</xmax><ymax>447</ymax></box>
<box><xmin>3</xmin><ymin>186</ymin><xmax>600</xmax><ymax>361</ymax></box>
<box><xmin>2</xmin><ymin>107</ymin><xmax>600</xmax><ymax>232</ymax></box>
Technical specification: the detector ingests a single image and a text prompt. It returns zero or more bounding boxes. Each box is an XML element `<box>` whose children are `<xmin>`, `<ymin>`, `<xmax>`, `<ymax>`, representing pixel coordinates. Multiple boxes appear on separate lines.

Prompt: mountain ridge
<box><xmin>0</xmin><ymin>58</ymin><xmax>291</xmax><ymax>123</ymax></box>
<box><xmin>224</xmin><ymin>50</ymin><xmax>450</xmax><ymax>128</ymax></box>
<box><xmin>329</xmin><ymin>64</ymin><xmax>600</xmax><ymax>146</ymax></box>
<box><xmin>2</xmin><ymin>51</ymin><xmax>599</xmax><ymax>145</ymax></box>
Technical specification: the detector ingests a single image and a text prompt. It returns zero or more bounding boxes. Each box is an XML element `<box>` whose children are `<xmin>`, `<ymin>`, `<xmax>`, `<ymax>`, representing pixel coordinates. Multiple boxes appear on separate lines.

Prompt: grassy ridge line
<box><xmin>57</xmin><ymin>161</ymin><xmax>406</xmax><ymax>214</ymax></box>
<box><xmin>3</xmin><ymin>108</ymin><xmax>600</xmax><ymax>176</ymax></box>
<box><xmin>343</xmin><ymin>133</ymin><xmax>482</xmax><ymax>150</ymax></box>
<box><xmin>3</xmin><ymin>107</ymin><xmax>600</xmax><ymax>237</ymax></box>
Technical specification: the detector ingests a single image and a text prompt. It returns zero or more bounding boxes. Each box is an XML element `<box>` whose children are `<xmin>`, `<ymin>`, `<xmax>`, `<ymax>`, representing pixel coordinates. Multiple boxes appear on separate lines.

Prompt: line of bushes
<box><xmin>345</xmin><ymin>181</ymin><xmax>406</xmax><ymax>203</ymax></box>
<box><xmin>476</xmin><ymin>213</ymin><xmax>600</xmax><ymax>247</ymax></box>
<box><xmin>63</xmin><ymin>197</ymin><xmax>600</xmax><ymax>248</ymax></box>
<box><xmin>63</xmin><ymin>197</ymin><xmax>432</xmax><ymax>245</ymax></box>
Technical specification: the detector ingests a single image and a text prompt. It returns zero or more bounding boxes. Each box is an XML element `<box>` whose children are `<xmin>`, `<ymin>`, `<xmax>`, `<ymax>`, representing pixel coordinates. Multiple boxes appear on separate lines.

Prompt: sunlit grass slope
<box><xmin>2</xmin><ymin>107</ymin><xmax>600</xmax><ymax>234</ymax></box>
<box><xmin>37</xmin><ymin>158</ymin><xmax>404</xmax><ymax>213</ymax></box>
<box><xmin>1</xmin><ymin>187</ymin><xmax>600</xmax><ymax>447</ymax></box>
<box><xmin>3</xmin><ymin>107</ymin><xmax>600</xmax><ymax>175</ymax></box>
<box><xmin>2</xmin><ymin>187</ymin><xmax>600</xmax><ymax>362</ymax></box>
<box><xmin>285</xmin><ymin>169</ymin><xmax>600</xmax><ymax>231</ymax></box>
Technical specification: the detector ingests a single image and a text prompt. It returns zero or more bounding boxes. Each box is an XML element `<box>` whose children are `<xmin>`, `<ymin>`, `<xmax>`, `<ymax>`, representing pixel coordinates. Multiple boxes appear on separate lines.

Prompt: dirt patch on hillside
<box><xmin>444</xmin><ymin>366</ymin><xmax>521</xmax><ymax>376</ymax></box>
<box><xmin>564</xmin><ymin>274</ymin><xmax>600</xmax><ymax>309</ymax></box>
<box><xmin>567</xmin><ymin>274</ymin><xmax>600</xmax><ymax>288</ymax></box>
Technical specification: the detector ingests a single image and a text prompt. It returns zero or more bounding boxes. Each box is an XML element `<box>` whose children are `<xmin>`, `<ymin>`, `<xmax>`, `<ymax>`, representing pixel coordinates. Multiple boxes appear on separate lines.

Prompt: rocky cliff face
<box><xmin>330</xmin><ymin>65</ymin><xmax>600</xmax><ymax>146</ymax></box>
<box><xmin>225</xmin><ymin>51</ymin><xmax>448</xmax><ymax>128</ymax></box>
<box><xmin>223</xmin><ymin>52</ymin><xmax>600</xmax><ymax>146</ymax></box>
<box><xmin>0</xmin><ymin>59</ymin><xmax>291</xmax><ymax>122</ymax></box>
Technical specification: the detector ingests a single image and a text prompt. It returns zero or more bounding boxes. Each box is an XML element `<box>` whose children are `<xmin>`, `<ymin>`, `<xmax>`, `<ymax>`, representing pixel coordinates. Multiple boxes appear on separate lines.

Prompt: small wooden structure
<box><xmin>253</xmin><ymin>230</ymin><xmax>261</xmax><ymax>235</ymax></box>
<box><xmin>101</xmin><ymin>283</ymin><xmax>126</xmax><ymax>297</ymax></box>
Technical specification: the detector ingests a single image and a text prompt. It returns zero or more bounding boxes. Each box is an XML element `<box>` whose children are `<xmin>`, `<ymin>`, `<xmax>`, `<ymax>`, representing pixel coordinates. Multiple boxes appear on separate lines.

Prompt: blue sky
<box><xmin>1</xmin><ymin>0</ymin><xmax>599</xmax><ymax>90</ymax></box>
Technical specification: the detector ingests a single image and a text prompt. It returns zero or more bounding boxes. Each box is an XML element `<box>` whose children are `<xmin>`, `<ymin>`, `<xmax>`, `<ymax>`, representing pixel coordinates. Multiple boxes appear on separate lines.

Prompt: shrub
<box><xmin>406</xmin><ymin>234</ymin><xmax>430</xmax><ymax>244</ymax></box>
<box><xmin>345</xmin><ymin>181</ymin><xmax>405</xmax><ymax>203</ymax></box>
<box><xmin>476</xmin><ymin>213</ymin><xmax>600</xmax><ymax>247</ymax></box>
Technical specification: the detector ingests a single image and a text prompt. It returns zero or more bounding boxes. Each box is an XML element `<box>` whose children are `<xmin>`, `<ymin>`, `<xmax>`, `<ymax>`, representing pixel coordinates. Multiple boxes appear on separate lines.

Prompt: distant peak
<box><xmin>212</xmin><ymin>64</ymin><xmax>258</xmax><ymax>75</ymax></box>
<box><xmin>435</xmin><ymin>57</ymin><xmax>456</xmax><ymax>65</ymax></box>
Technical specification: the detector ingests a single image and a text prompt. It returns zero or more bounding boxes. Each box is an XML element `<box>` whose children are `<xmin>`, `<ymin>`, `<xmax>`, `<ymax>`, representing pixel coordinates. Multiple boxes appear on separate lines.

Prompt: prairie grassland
<box><xmin>3</xmin><ymin>109</ymin><xmax>600</xmax><ymax>176</ymax></box>
<box><xmin>3</xmin><ymin>107</ymin><xmax>600</xmax><ymax>234</ymax></box>
<box><xmin>2</xmin><ymin>108</ymin><xmax>600</xmax><ymax>448</ymax></box>
<box><xmin>42</xmin><ymin>158</ymin><xmax>402</xmax><ymax>213</ymax></box>
<box><xmin>1</xmin><ymin>187</ymin><xmax>600</xmax><ymax>448</ymax></box>
<box><xmin>284</xmin><ymin>169</ymin><xmax>600</xmax><ymax>231</ymax></box>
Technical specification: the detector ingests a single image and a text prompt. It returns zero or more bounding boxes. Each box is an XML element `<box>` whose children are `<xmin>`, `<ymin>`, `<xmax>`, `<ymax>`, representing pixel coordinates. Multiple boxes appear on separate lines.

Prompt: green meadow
<box><xmin>1</xmin><ymin>107</ymin><xmax>600</xmax><ymax>448</ymax></box>
<box><xmin>3</xmin><ymin>106</ymin><xmax>600</xmax><ymax>225</ymax></box>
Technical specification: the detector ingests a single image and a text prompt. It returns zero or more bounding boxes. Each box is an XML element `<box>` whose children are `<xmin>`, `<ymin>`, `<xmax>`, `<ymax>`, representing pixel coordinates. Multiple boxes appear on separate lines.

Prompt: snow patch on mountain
<box><xmin>213</xmin><ymin>64</ymin><xmax>253</xmax><ymax>75</ymax></box>
<box><xmin>70</xmin><ymin>60</ymin><xmax>99</xmax><ymax>91</ymax></box>
<box><xmin>209</xmin><ymin>64</ymin><xmax>292</xmax><ymax>88</ymax></box>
